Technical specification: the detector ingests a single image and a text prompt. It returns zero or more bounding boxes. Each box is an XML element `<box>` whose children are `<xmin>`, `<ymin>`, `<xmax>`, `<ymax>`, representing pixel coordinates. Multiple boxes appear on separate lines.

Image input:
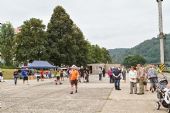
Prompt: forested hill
<box><xmin>109</xmin><ymin>34</ymin><xmax>170</xmax><ymax>64</ymax></box>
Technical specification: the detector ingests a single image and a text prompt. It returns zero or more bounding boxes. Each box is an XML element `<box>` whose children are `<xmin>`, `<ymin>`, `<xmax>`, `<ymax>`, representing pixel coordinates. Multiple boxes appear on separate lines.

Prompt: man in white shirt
<box><xmin>129</xmin><ymin>66</ymin><xmax>137</xmax><ymax>94</ymax></box>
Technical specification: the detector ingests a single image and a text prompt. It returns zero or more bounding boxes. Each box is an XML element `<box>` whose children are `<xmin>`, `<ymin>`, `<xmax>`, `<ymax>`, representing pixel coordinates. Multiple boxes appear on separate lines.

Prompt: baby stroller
<box><xmin>156</xmin><ymin>78</ymin><xmax>170</xmax><ymax>112</ymax></box>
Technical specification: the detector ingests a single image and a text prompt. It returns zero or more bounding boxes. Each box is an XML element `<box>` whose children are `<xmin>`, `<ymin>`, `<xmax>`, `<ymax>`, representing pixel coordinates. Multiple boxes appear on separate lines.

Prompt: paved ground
<box><xmin>0</xmin><ymin>74</ymin><xmax>169</xmax><ymax>113</ymax></box>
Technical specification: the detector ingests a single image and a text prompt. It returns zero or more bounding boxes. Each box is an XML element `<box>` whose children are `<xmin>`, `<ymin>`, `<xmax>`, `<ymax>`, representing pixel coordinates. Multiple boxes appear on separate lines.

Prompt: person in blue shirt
<box><xmin>21</xmin><ymin>69</ymin><xmax>28</xmax><ymax>84</ymax></box>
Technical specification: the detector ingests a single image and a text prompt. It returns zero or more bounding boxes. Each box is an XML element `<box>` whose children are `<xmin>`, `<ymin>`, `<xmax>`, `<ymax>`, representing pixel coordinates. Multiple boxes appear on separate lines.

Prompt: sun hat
<box><xmin>71</xmin><ymin>65</ymin><xmax>77</xmax><ymax>69</ymax></box>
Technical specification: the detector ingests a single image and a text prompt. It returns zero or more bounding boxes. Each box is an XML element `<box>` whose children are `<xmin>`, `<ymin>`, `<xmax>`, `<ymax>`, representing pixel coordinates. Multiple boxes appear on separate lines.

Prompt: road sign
<box><xmin>159</xmin><ymin>64</ymin><xmax>165</xmax><ymax>72</ymax></box>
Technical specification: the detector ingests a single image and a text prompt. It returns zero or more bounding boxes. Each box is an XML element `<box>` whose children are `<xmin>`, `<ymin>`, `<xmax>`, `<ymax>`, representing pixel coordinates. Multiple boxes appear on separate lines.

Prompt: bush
<box><xmin>2</xmin><ymin>69</ymin><xmax>15</xmax><ymax>79</ymax></box>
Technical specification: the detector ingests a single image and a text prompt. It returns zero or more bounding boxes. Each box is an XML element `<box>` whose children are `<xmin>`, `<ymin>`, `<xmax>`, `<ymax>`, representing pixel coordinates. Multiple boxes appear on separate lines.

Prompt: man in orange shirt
<box><xmin>70</xmin><ymin>65</ymin><xmax>79</xmax><ymax>94</ymax></box>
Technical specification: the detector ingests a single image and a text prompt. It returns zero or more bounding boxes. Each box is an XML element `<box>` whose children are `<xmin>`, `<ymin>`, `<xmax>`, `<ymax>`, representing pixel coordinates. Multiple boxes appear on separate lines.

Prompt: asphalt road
<box><xmin>0</xmin><ymin>74</ymin><xmax>170</xmax><ymax>113</ymax></box>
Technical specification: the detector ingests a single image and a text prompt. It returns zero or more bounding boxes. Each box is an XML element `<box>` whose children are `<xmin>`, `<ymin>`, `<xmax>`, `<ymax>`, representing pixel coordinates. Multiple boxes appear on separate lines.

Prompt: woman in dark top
<box><xmin>13</xmin><ymin>69</ymin><xmax>18</xmax><ymax>85</ymax></box>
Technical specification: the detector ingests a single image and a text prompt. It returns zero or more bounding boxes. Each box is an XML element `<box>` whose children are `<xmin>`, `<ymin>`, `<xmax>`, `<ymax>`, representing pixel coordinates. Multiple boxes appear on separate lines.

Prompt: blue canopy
<box><xmin>28</xmin><ymin>60</ymin><xmax>56</xmax><ymax>69</ymax></box>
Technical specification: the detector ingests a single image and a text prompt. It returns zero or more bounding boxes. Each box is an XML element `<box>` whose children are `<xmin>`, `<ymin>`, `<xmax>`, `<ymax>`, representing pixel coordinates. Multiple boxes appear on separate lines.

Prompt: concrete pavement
<box><xmin>0</xmin><ymin>74</ymin><xmax>169</xmax><ymax>113</ymax></box>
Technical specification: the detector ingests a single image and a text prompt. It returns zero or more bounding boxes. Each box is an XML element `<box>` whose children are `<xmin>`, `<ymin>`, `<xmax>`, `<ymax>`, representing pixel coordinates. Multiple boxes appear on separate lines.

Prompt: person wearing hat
<box><xmin>69</xmin><ymin>65</ymin><xmax>79</xmax><ymax>94</ymax></box>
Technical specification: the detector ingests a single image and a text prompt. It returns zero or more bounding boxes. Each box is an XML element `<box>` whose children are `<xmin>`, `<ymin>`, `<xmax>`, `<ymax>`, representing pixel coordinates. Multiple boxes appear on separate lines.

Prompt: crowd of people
<box><xmin>0</xmin><ymin>63</ymin><xmax>168</xmax><ymax>109</ymax></box>
<box><xmin>0</xmin><ymin>65</ymin><xmax>90</xmax><ymax>95</ymax></box>
<box><xmin>0</xmin><ymin>64</ymin><xmax>166</xmax><ymax>96</ymax></box>
<box><xmin>103</xmin><ymin>64</ymin><xmax>163</xmax><ymax>95</ymax></box>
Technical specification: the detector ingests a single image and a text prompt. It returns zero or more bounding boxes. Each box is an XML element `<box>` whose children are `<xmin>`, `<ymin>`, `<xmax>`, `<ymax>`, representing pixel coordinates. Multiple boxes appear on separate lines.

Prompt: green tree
<box><xmin>123</xmin><ymin>55</ymin><xmax>146</xmax><ymax>68</ymax></box>
<box><xmin>71</xmin><ymin>25</ymin><xmax>89</xmax><ymax>66</ymax></box>
<box><xmin>47</xmin><ymin>6</ymin><xmax>73</xmax><ymax>66</ymax></box>
<box><xmin>47</xmin><ymin>6</ymin><xmax>89</xmax><ymax>66</ymax></box>
<box><xmin>87</xmin><ymin>44</ymin><xmax>112</xmax><ymax>64</ymax></box>
<box><xmin>0</xmin><ymin>22</ymin><xmax>15</xmax><ymax>66</ymax></box>
<box><xmin>15</xmin><ymin>18</ymin><xmax>47</xmax><ymax>63</ymax></box>
<box><xmin>101</xmin><ymin>47</ymin><xmax>112</xmax><ymax>63</ymax></box>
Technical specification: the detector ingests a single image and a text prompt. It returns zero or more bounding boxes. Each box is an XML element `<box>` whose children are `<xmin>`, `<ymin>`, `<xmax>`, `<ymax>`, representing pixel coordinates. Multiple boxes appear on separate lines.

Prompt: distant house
<box><xmin>87</xmin><ymin>63</ymin><xmax>121</xmax><ymax>75</ymax></box>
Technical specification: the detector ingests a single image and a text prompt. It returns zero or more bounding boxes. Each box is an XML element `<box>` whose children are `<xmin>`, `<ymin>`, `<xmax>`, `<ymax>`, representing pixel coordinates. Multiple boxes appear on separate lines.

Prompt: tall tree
<box><xmin>15</xmin><ymin>18</ymin><xmax>47</xmax><ymax>63</ymax></box>
<box><xmin>71</xmin><ymin>25</ymin><xmax>89</xmax><ymax>66</ymax></box>
<box><xmin>0</xmin><ymin>22</ymin><xmax>15</xmax><ymax>66</ymax></box>
<box><xmin>47</xmin><ymin>6</ymin><xmax>89</xmax><ymax>66</ymax></box>
<box><xmin>47</xmin><ymin>6</ymin><xmax>73</xmax><ymax>66</ymax></box>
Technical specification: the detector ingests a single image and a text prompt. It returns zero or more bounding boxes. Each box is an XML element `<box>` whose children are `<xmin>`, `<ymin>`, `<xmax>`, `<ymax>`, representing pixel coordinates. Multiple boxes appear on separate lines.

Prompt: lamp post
<box><xmin>156</xmin><ymin>0</ymin><xmax>165</xmax><ymax>64</ymax></box>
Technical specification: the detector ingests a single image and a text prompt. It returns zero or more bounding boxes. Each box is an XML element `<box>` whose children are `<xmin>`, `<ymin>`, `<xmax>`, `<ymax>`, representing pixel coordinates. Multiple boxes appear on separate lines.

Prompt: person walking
<box><xmin>121</xmin><ymin>66</ymin><xmax>127</xmax><ymax>83</ymax></box>
<box><xmin>107</xmin><ymin>67</ymin><xmax>113</xmax><ymax>83</ymax></box>
<box><xmin>136</xmin><ymin>64</ymin><xmax>145</xmax><ymax>95</ymax></box>
<box><xmin>21</xmin><ymin>68</ymin><xmax>29</xmax><ymax>84</ymax></box>
<box><xmin>55</xmin><ymin>70</ymin><xmax>62</xmax><ymax>85</ymax></box>
<box><xmin>79</xmin><ymin>66</ymin><xmax>85</xmax><ymax>82</ymax></box>
<box><xmin>60</xmin><ymin>70</ymin><xmax>64</xmax><ymax>81</ymax></box>
<box><xmin>147</xmin><ymin>65</ymin><xmax>158</xmax><ymax>93</ymax></box>
<box><xmin>13</xmin><ymin>69</ymin><xmax>19</xmax><ymax>85</ymax></box>
<box><xmin>69</xmin><ymin>65</ymin><xmax>79</xmax><ymax>94</ymax></box>
<box><xmin>113</xmin><ymin>67</ymin><xmax>122</xmax><ymax>90</ymax></box>
<box><xmin>40</xmin><ymin>69</ymin><xmax>44</xmax><ymax>81</ymax></box>
<box><xmin>129</xmin><ymin>66</ymin><xmax>137</xmax><ymax>94</ymax></box>
<box><xmin>84</xmin><ymin>67</ymin><xmax>90</xmax><ymax>83</ymax></box>
<box><xmin>102</xmin><ymin>67</ymin><xmax>106</xmax><ymax>77</ymax></box>
<box><xmin>98</xmin><ymin>67</ymin><xmax>102</xmax><ymax>81</ymax></box>
<box><xmin>35</xmin><ymin>70</ymin><xmax>41</xmax><ymax>82</ymax></box>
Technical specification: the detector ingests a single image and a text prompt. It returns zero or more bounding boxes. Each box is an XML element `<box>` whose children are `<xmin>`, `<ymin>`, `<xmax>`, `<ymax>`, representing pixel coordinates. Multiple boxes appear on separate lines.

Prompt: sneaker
<box><xmin>70</xmin><ymin>91</ymin><xmax>73</xmax><ymax>94</ymax></box>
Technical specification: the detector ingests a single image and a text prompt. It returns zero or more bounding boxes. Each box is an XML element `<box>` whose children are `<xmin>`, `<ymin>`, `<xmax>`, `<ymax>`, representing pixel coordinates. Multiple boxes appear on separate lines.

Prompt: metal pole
<box><xmin>157</xmin><ymin>0</ymin><xmax>164</xmax><ymax>64</ymax></box>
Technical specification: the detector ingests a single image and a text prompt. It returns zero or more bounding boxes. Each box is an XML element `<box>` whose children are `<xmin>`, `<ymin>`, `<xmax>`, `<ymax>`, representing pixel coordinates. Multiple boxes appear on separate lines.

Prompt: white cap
<box><xmin>71</xmin><ymin>65</ymin><xmax>77</xmax><ymax>69</ymax></box>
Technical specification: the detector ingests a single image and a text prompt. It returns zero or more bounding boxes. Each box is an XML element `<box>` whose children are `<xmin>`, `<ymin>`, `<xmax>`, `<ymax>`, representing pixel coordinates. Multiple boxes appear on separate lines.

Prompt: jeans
<box><xmin>115</xmin><ymin>79</ymin><xmax>120</xmax><ymax>89</ymax></box>
<box><xmin>149</xmin><ymin>77</ymin><xmax>158</xmax><ymax>91</ymax></box>
<box><xmin>14</xmin><ymin>77</ymin><xmax>18</xmax><ymax>85</ymax></box>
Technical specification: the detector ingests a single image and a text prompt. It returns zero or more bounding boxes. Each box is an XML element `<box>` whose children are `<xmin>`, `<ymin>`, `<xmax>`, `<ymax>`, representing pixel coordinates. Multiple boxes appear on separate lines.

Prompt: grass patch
<box><xmin>2</xmin><ymin>69</ymin><xmax>15</xmax><ymax>79</ymax></box>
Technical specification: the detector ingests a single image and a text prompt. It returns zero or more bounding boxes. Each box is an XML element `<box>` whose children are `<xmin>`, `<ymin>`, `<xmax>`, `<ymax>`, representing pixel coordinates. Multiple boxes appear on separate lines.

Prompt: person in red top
<box><xmin>40</xmin><ymin>69</ymin><xmax>44</xmax><ymax>81</ymax></box>
<box><xmin>69</xmin><ymin>65</ymin><xmax>79</xmax><ymax>94</ymax></box>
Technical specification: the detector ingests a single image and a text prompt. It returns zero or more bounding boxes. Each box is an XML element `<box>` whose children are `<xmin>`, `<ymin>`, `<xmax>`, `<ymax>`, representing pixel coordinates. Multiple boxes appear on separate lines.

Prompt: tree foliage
<box><xmin>15</xmin><ymin>18</ymin><xmax>47</xmax><ymax>63</ymax></box>
<box><xmin>123</xmin><ymin>55</ymin><xmax>146</xmax><ymax>68</ymax></box>
<box><xmin>0</xmin><ymin>22</ymin><xmax>15</xmax><ymax>66</ymax></box>
<box><xmin>47</xmin><ymin>6</ymin><xmax>111</xmax><ymax>66</ymax></box>
<box><xmin>0</xmin><ymin>6</ymin><xmax>112</xmax><ymax>67</ymax></box>
<box><xmin>87</xmin><ymin>44</ymin><xmax>112</xmax><ymax>64</ymax></box>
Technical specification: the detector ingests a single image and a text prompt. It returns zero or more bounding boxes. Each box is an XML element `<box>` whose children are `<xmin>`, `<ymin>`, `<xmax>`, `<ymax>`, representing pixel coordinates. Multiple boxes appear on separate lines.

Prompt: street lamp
<box><xmin>156</xmin><ymin>0</ymin><xmax>165</xmax><ymax>64</ymax></box>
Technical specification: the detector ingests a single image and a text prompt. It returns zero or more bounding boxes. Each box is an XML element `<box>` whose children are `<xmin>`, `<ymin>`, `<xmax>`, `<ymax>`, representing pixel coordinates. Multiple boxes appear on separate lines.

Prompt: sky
<box><xmin>0</xmin><ymin>0</ymin><xmax>170</xmax><ymax>49</ymax></box>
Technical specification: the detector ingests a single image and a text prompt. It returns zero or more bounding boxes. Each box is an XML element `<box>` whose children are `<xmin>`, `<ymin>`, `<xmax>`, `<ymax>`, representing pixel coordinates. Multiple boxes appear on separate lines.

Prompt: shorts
<box><xmin>71</xmin><ymin>80</ymin><xmax>78</xmax><ymax>86</ymax></box>
<box><xmin>23</xmin><ymin>76</ymin><xmax>28</xmax><ymax>81</ymax></box>
<box><xmin>80</xmin><ymin>74</ymin><xmax>84</xmax><ymax>78</ymax></box>
<box><xmin>56</xmin><ymin>76</ymin><xmax>60</xmax><ymax>80</ymax></box>
<box><xmin>60</xmin><ymin>74</ymin><xmax>63</xmax><ymax>77</ymax></box>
